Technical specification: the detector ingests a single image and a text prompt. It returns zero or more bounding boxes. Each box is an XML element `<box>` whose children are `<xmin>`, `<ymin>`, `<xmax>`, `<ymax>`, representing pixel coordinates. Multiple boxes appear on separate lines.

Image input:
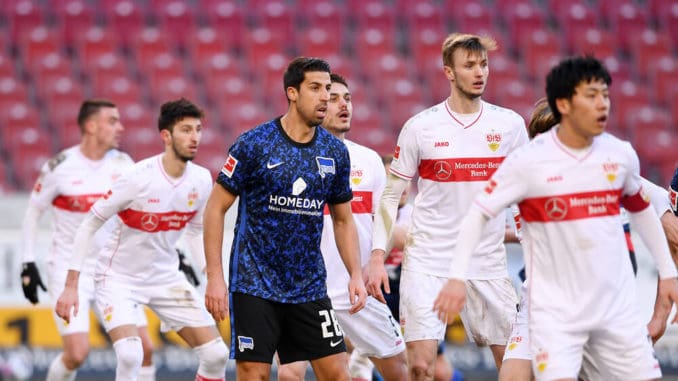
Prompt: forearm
<box><xmin>64</xmin><ymin>269</ymin><xmax>81</xmax><ymax>290</ymax></box>
<box><xmin>372</xmin><ymin>175</ymin><xmax>408</xmax><ymax>252</ymax></box>
<box><xmin>334</xmin><ymin>216</ymin><xmax>361</xmax><ymax>278</ymax></box>
<box><xmin>203</xmin><ymin>199</ymin><xmax>227</xmax><ymax>283</ymax></box>
<box><xmin>21</xmin><ymin>203</ymin><xmax>44</xmax><ymax>263</ymax></box>
<box><xmin>447</xmin><ymin>208</ymin><xmax>489</xmax><ymax>280</ymax></box>
<box><xmin>68</xmin><ymin>213</ymin><xmax>105</xmax><ymax>271</ymax></box>
<box><xmin>630</xmin><ymin>206</ymin><xmax>678</xmax><ymax>279</ymax></box>
<box><xmin>184</xmin><ymin>223</ymin><xmax>206</xmax><ymax>272</ymax></box>
<box><xmin>641</xmin><ymin>177</ymin><xmax>671</xmax><ymax>216</ymax></box>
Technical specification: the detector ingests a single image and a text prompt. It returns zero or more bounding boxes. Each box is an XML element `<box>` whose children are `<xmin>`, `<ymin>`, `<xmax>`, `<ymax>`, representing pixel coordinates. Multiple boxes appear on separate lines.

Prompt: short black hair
<box><xmin>283</xmin><ymin>57</ymin><xmax>331</xmax><ymax>97</ymax></box>
<box><xmin>77</xmin><ymin>99</ymin><xmax>116</xmax><ymax>132</ymax></box>
<box><xmin>158</xmin><ymin>98</ymin><xmax>204</xmax><ymax>132</ymax></box>
<box><xmin>330</xmin><ymin>73</ymin><xmax>348</xmax><ymax>88</ymax></box>
<box><xmin>546</xmin><ymin>56</ymin><xmax>612</xmax><ymax>123</ymax></box>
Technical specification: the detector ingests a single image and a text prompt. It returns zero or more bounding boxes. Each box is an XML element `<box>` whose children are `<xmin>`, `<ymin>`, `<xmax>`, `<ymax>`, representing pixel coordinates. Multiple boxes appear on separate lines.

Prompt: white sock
<box><xmin>137</xmin><ymin>364</ymin><xmax>156</xmax><ymax>381</ymax></box>
<box><xmin>46</xmin><ymin>353</ymin><xmax>77</xmax><ymax>381</ymax></box>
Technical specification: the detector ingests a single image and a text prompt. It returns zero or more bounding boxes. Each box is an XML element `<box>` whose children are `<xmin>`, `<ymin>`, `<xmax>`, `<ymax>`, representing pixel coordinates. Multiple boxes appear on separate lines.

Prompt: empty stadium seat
<box><xmin>199</xmin><ymin>0</ymin><xmax>245</xmax><ymax>50</ymax></box>
<box><xmin>74</xmin><ymin>25</ymin><xmax>121</xmax><ymax>64</ymax></box>
<box><xmin>105</xmin><ymin>0</ymin><xmax>146</xmax><ymax>45</ymax></box>
<box><xmin>54</xmin><ymin>0</ymin><xmax>95</xmax><ymax>47</ymax></box>
<box><xmin>20</xmin><ymin>26</ymin><xmax>62</xmax><ymax>63</ymax></box>
<box><xmin>649</xmin><ymin>56</ymin><xmax>678</xmax><ymax>106</ymax></box>
<box><xmin>404</xmin><ymin>1</ymin><xmax>444</xmax><ymax>32</ymax></box>
<box><xmin>352</xmin><ymin>0</ymin><xmax>396</xmax><ymax>34</ymax></box>
<box><xmin>445</xmin><ymin>0</ymin><xmax>496</xmax><ymax>32</ymax></box>
<box><xmin>628</xmin><ymin>29</ymin><xmax>673</xmax><ymax>77</ymax></box>
<box><xmin>8</xmin><ymin>0</ymin><xmax>45</xmax><ymax>42</ymax></box>
<box><xmin>12</xmin><ymin>144</ymin><xmax>55</xmax><ymax>190</ymax></box>
<box><xmin>156</xmin><ymin>1</ymin><xmax>197</xmax><ymax>47</ymax></box>
<box><xmin>297</xmin><ymin>0</ymin><xmax>346</xmax><ymax>38</ymax></box>
<box><xmin>297</xmin><ymin>26</ymin><xmax>343</xmax><ymax>58</ymax></box>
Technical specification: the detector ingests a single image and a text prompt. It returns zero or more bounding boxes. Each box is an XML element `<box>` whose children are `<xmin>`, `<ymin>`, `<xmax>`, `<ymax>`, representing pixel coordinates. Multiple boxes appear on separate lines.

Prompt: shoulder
<box><xmin>188</xmin><ymin>161</ymin><xmax>213</xmax><ymax>184</ymax></box>
<box><xmin>232</xmin><ymin>119</ymin><xmax>278</xmax><ymax>155</ymax></box>
<box><xmin>402</xmin><ymin>101</ymin><xmax>447</xmax><ymax>129</ymax></box>
<box><xmin>482</xmin><ymin>101</ymin><xmax>525</xmax><ymax>126</ymax></box>
<box><xmin>105</xmin><ymin>149</ymin><xmax>135</xmax><ymax>166</ymax></box>
<box><xmin>317</xmin><ymin>127</ymin><xmax>348</xmax><ymax>152</ymax></box>
<box><xmin>45</xmin><ymin>146</ymin><xmax>80</xmax><ymax>172</ymax></box>
<box><xmin>345</xmin><ymin>139</ymin><xmax>382</xmax><ymax>164</ymax></box>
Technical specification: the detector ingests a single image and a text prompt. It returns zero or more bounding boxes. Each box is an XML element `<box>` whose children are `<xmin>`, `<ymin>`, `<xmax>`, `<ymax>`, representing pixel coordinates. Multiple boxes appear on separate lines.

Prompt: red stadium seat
<box><xmin>0</xmin><ymin>53</ymin><xmax>15</xmax><ymax>78</ymax></box>
<box><xmin>106</xmin><ymin>0</ymin><xmax>146</xmax><ymax>45</ymax></box>
<box><xmin>554</xmin><ymin>2</ymin><xmax>599</xmax><ymax>51</ymax></box>
<box><xmin>503</xmin><ymin>1</ymin><xmax>547</xmax><ymax>50</ymax></box>
<box><xmin>55</xmin><ymin>0</ymin><xmax>95</xmax><ymax>47</ymax></box>
<box><xmin>156</xmin><ymin>1</ymin><xmax>197</xmax><ymax>47</ymax></box>
<box><xmin>132</xmin><ymin>27</ymin><xmax>173</xmax><ymax>66</ymax></box>
<box><xmin>256</xmin><ymin>0</ymin><xmax>294</xmax><ymax>45</ymax></box>
<box><xmin>148</xmin><ymin>75</ymin><xmax>198</xmax><ymax>108</ymax></box>
<box><xmin>218</xmin><ymin>100</ymin><xmax>269</xmax><ymax>137</ymax></box>
<box><xmin>354</xmin><ymin>27</ymin><xmax>397</xmax><ymax>64</ymax></box>
<box><xmin>28</xmin><ymin>52</ymin><xmax>73</xmax><ymax>83</ymax></box>
<box><xmin>205</xmin><ymin>74</ymin><xmax>254</xmax><ymax>105</ymax></box>
<box><xmin>8</xmin><ymin>0</ymin><xmax>45</xmax><ymax>42</ymax></box>
<box><xmin>518</xmin><ymin>28</ymin><xmax>561</xmax><ymax>79</ymax></box>
<box><xmin>199</xmin><ymin>0</ymin><xmax>244</xmax><ymax>50</ymax></box>
<box><xmin>121</xmin><ymin>126</ymin><xmax>162</xmax><ymax>161</ymax></box>
<box><xmin>649</xmin><ymin>56</ymin><xmax>678</xmax><ymax>106</ymax></box>
<box><xmin>20</xmin><ymin>26</ymin><xmax>62</xmax><ymax>63</ymax></box>
<box><xmin>93</xmin><ymin>74</ymin><xmax>143</xmax><ymax>105</ymax></box>
<box><xmin>633</xmin><ymin>126</ymin><xmax>677</xmax><ymax>167</ymax></box>
<box><xmin>0</xmin><ymin>77</ymin><xmax>29</xmax><ymax>107</ymax></box>
<box><xmin>405</xmin><ymin>1</ymin><xmax>444</xmax><ymax>32</ymax></box>
<box><xmin>243</xmin><ymin>27</ymin><xmax>286</xmax><ymax>68</ymax></box>
<box><xmin>352</xmin><ymin>0</ymin><xmax>396</xmax><ymax>34</ymax></box>
<box><xmin>297</xmin><ymin>26</ymin><xmax>342</xmax><ymax>58</ymax></box>
<box><xmin>187</xmin><ymin>27</ymin><xmax>230</xmax><ymax>64</ymax></box>
<box><xmin>298</xmin><ymin>0</ymin><xmax>346</xmax><ymax>38</ymax></box>
<box><xmin>569</xmin><ymin>28</ymin><xmax>616</xmax><ymax>59</ymax></box>
<box><xmin>628</xmin><ymin>29</ymin><xmax>672</xmax><ymax>78</ymax></box>
<box><xmin>387</xmin><ymin>99</ymin><xmax>428</xmax><ymax>133</ymax></box>
<box><xmin>75</xmin><ymin>25</ymin><xmax>120</xmax><ymax>64</ymax></box>
<box><xmin>606</xmin><ymin>2</ymin><xmax>650</xmax><ymax>53</ymax></box>
<box><xmin>445</xmin><ymin>0</ymin><xmax>496</xmax><ymax>33</ymax></box>
<box><xmin>409</xmin><ymin>27</ymin><xmax>445</xmax><ymax>65</ymax></box>
<box><xmin>136</xmin><ymin>52</ymin><xmax>184</xmax><ymax>87</ymax></box>
<box><xmin>12</xmin><ymin>144</ymin><xmax>55</xmax><ymax>190</ymax></box>
<box><xmin>611</xmin><ymin>80</ymin><xmax>651</xmax><ymax>133</ymax></box>
<box><xmin>39</xmin><ymin>75</ymin><xmax>85</xmax><ymax>106</ymax></box>
<box><xmin>85</xmin><ymin>52</ymin><xmax>131</xmax><ymax>93</ymax></box>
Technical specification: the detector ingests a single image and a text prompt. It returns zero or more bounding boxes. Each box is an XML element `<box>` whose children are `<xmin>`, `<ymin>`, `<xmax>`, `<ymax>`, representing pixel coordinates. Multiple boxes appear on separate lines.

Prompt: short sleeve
<box><xmin>90</xmin><ymin>168</ymin><xmax>140</xmax><ymax>221</ymax></box>
<box><xmin>216</xmin><ymin>135</ymin><xmax>252</xmax><ymax>196</ymax></box>
<box><xmin>389</xmin><ymin>122</ymin><xmax>419</xmax><ymax>180</ymax></box>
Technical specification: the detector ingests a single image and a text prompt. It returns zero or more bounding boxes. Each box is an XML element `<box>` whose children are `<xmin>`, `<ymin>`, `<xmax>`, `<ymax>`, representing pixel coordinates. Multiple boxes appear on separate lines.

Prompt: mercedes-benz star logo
<box><xmin>434</xmin><ymin>161</ymin><xmax>452</xmax><ymax>180</ymax></box>
<box><xmin>141</xmin><ymin>213</ymin><xmax>159</xmax><ymax>231</ymax></box>
<box><xmin>544</xmin><ymin>198</ymin><xmax>567</xmax><ymax>220</ymax></box>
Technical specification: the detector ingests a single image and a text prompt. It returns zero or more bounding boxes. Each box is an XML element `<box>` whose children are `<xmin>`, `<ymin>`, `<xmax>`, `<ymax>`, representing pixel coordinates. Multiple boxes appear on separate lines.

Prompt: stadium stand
<box><xmin>1</xmin><ymin>0</ymin><xmax>677</xmax><ymax>191</ymax></box>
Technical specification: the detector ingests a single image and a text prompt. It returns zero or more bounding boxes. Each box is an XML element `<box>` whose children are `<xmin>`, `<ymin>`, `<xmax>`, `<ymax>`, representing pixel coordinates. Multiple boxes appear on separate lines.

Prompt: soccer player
<box><xmin>55</xmin><ymin>98</ymin><xmax>229</xmax><ymax>381</ymax></box>
<box><xmin>434</xmin><ymin>56</ymin><xmax>678</xmax><ymax>380</ymax></box>
<box><xmin>20</xmin><ymin>99</ymin><xmax>156</xmax><ymax>381</ymax></box>
<box><xmin>203</xmin><ymin>57</ymin><xmax>367</xmax><ymax>381</ymax></box>
<box><xmin>277</xmin><ymin>74</ymin><xmax>408</xmax><ymax>381</ymax></box>
<box><xmin>369</xmin><ymin>33</ymin><xmax>529</xmax><ymax>379</ymax></box>
<box><xmin>498</xmin><ymin>98</ymin><xmax>678</xmax><ymax>381</ymax></box>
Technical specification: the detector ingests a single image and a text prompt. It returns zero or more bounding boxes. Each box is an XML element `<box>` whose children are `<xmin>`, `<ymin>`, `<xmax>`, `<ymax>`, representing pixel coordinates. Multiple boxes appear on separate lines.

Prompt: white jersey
<box><xmin>474</xmin><ymin>128</ymin><xmax>649</xmax><ymax>329</ymax></box>
<box><xmin>25</xmin><ymin>146</ymin><xmax>133</xmax><ymax>274</ymax></box>
<box><xmin>390</xmin><ymin>100</ymin><xmax>528</xmax><ymax>278</ymax></box>
<box><xmin>323</xmin><ymin>140</ymin><xmax>385</xmax><ymax>309</ymax></box>
<box><xmin>91</xmin><ymin>154</ymin><xmax>212</xmax><ymax>287</ymax></box>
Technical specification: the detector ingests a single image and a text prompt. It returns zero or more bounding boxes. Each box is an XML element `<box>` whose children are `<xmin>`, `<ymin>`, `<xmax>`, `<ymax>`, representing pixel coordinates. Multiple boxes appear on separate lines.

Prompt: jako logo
<box><xmin>434</xmin><ymin>141</ymin><xmax>449</xmax><ymax>147</ymax></box>
<box><xmin>238</xmin><ymin>336</ymin><xmax>254</xmax><ymax>352</ymax></box>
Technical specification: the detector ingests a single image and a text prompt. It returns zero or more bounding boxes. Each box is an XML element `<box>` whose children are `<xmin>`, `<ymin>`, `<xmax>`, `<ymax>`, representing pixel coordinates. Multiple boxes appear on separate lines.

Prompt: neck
<box><xmin>79</xmin><ymin>139</ymin><xmax>108</xmax><ymax>161</ymax></box>
<box><xmin>161</xmin><ymin>151</ymin><xmax>187</xmax><ymax>178</ymax></box>
<box><xmin>281</xmin><ymin>113</ymin><xmax>315</xmax><ymax>143</ymax></box>
<box><xmin>327</xmin><ymin>129</ymin><xmax>345</xmax><ymax>141</ymax></box>
<box><xmin>447</xmin><ymin>94</ymin><xmax>481</xmax><ymax>114</ymax></box>
<box><xmin>555</xmin><ymin>123</ymin><xmax>593</xmax><ymax>149</ymax></box>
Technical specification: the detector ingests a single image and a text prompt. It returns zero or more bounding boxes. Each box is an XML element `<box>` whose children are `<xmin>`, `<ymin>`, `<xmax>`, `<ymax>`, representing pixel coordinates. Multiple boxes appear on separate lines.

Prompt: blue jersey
<box><xmin>217</xmin><ymin>118</ymin><xmax>353</xmax><ymax>303</ymax></box>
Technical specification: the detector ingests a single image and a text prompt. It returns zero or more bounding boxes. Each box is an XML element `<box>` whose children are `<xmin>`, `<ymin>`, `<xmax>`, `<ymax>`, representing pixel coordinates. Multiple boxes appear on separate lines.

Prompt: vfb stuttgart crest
<box><xmin>486</xmin><ymin>131</ymin><xmax>502</xmax><ymax>152</ymax></box>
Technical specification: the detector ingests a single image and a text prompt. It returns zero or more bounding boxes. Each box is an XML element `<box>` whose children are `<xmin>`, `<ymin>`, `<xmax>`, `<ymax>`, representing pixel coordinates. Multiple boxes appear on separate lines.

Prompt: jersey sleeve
<box><xmin>327</xmin><ymin>143</ymin><xmax>353</xmax><ymax>204</ymax></box>
<box><xmin>509</xmin><ymin>114</ymin><xmax>529</xmax><ymax>151</ymax></box>
<box><xmin>28</xmin><ymin>152</ymin><xmax>67</xmax><ymax>210</ymax></box>
<box><xmin>390</xmin><ymin>122</ymin><xmax>419</xmax><ymax>180</ymax></box>
<box><xmin>90</xmin><ymin>166</ymin><xmax>142</xmax><ymax>221</ymax></box>
<box><xmin>473</xmin><ymin>150</ymin><xmax>528</xmax><ymax>218</ymax></box>
<box><xmin>620</xmin><ymin>143</ymin><xmax>651</xmax><ymax>212</ymax></box>
<box><xmin>216</xmin><ymin>136</ymin><xmax>252</xmax><ymax>196</ymax></box>
<box><xmin>371</xmin><ymin>151</ymin><xmax>387</xmax><ymax>215</ymax></box>
<box><xmin>189</xmin><ymin>168</ymin><xmax>213</xmax><ymax>228</ymax></box>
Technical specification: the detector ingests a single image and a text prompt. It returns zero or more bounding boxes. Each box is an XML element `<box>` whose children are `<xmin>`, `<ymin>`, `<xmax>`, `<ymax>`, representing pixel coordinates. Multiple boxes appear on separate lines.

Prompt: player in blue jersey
<box><xmin>203</xmin><ymin>57</ymin><xmax>367</xmax><ymax>381</ymax></box>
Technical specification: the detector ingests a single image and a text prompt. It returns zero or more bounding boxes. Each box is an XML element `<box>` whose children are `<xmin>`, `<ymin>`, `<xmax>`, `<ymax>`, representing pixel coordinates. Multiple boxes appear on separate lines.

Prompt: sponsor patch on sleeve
<box><xmin>221</xmin><ymin>154</ymin><xmax>238</xmax><ymax>178</ymax></box>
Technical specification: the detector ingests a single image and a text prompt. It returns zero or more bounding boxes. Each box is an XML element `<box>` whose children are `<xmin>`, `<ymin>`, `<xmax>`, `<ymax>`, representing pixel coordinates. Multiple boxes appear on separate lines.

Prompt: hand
<box><xmin>55</xmin><ymin>286</ymin><xmax>79</xmax><ymax>324</ymax></box>
<box><xmin>177</xmin><ymin>249</ymin><xmax>200</xmax><ymax>286</ymax></box>
<box><xmin>204</xmin><ymin>277</ymin><xmax>229</xmax><ymax>322</ymax></box>
<box><xmin>433</xmin><ymin>279</ymin><xmax>467</xmax><ymax>323</ymax></box>
<box><xmin>365</xmin><ymin>250</ymin><xmax>389</xmax><ymax>304</ymax></box>
<box><xmin>647</xmin><ymin>314</ymin><xmax>668</xmax><ymax>344</ymax></box>
<box><xmin>348</xmin><ymin>273</ymin><xmax>368</xmax><ymax>315</ymax></box>
<box><xmin>657</xmin><ymin>277</ymin><xmax>678</xmax><ymax>325</ymax></box>
<box><xmin>20</xmin><ymin>262</ymin><xmax>47</xmax><ymax>304</ymax></box>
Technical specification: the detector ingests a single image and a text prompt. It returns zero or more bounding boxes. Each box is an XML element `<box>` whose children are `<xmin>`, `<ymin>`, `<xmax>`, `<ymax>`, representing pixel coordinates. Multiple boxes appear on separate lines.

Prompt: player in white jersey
<box><xmin>55</xmin><ymin>99</ymin><xmax>229</xmax><ymax>381</ymax></box>
<box><xmin>20</xmin><ymin>99</ymin><xmax>157</xmax><ymax>381</ymax></box>
<box><xmin>369</xmin><ymin>33</ymin><xmax>528</xmax><ymax>378</ymax></box>
<box><xmin>434</xmin><ymin>56</ymin><xmax>678</xmax><ymax>380</ymax></box>
<box><xmin>276</xmin><ymin>74</ymin><xmax>407</xmax><ymax>381</ymax></box>
<box><xmin>499</xmin><ymin>98</ymin><xmax>678</xmax><ymax>381</ymax></box>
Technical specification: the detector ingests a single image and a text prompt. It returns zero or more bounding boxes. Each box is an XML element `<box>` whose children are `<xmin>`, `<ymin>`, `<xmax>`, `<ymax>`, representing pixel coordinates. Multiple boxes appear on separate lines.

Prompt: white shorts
<box><xmin>48</xmin><ymin>264</ymin><xmax>98</xmax><ymax>335</ymax></box>
<box><xmin>399</xmin><ymin>269</ymin><xmax>447</xmax><ymax>342</ymax></box>
<box><xmin>95</xmin><ymin>274</ymin><xmax>213</xmax><ymax>333</ymax></box>
<box><xmin>335</xmin><ymin>297</ymin><xmax>405</xmax><ymax>358</ymax></box>
<box><xmin>531</xmin><ymin>312</ymin><xmax>661</xmax><ymax>380</ymax></box>
<box><xmin>459</xmin><ymin>278</ymin><xmax>517</xmax><ymax>346</ymax></box>
<box><xmin>503</xmin><ymin>292</ymin><xmax>604</xmax><ymax>380</ymax></box>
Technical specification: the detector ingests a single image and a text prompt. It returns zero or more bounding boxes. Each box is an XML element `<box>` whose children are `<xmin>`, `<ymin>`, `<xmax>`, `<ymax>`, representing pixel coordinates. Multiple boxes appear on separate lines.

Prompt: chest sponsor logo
<box><xmin>52</xmin><ymin>194</ymin><xmax>105</xmax><ymax>212</ymax></box>
<box><xmin>419</xmin><ymin>157</ymin><xmax>504</xmax><ymax>182</ymax></box>
<box><xmin>221</xmin><ymin>154</ymin><xmax>238</xmax><ymax>178</ymax></box>
<box><xmin>118</xmin><ymin>209</ymin><xmax>198</xmax><ymax>232</ymax></box>
<box><xmin>316</xmin><ymin>157</ymin><xmax>335</xmax><ymax>178</ymax></box>
<box><xmin>486</xmin><ymin>131</ymin><xmax>502</xmax><ymax>152</ymax></box>
<box><xmin>519</xmin><ymin>189</ymin><xmax>622</xmax><ymax>222</ymax></box>
<box><xmin>269</xmin><ymin>177</ymin><xmax>324</xmax><ymax>216</ymax></box>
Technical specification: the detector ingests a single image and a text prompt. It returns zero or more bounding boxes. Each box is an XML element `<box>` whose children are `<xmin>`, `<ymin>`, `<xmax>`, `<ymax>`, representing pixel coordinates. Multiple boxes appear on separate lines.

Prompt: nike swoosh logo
<box><xmin>329</xmin><ymin>339</ymin><xmax>343</xmax><ymax>347</ymax></box>
<box><xmin>267</xmin><ymin>161</ymin><xmax>284</xmax><ymax>169</ymax></box>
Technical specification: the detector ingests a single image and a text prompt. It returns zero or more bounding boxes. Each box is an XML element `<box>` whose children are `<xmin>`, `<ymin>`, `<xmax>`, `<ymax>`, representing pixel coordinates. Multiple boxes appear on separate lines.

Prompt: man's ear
<box><xmin>286</xmin><ymin>86</ymin><xmax>298</xmax><ymax>103</ymax></box>
<box><xmin>555</xmin><ymin>98</ymin><xmax>570</xmax><ymax>117</ymax></box>
<box><xmin>443</xmin><ymin>66</ymin><xmax>455</xmax><ymax>82</ymax></box>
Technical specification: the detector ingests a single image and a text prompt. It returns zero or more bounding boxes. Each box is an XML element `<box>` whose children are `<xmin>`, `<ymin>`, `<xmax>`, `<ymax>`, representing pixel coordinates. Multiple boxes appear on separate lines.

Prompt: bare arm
<box><xmin>329</xmin><ymin>201</ymin><xmax>367</xmax><ymax>314</ymax></box>
<box><xmin>203</xmin><ymin>184</ymin><xmax>237</xmax><ymax>322</ymax></box>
